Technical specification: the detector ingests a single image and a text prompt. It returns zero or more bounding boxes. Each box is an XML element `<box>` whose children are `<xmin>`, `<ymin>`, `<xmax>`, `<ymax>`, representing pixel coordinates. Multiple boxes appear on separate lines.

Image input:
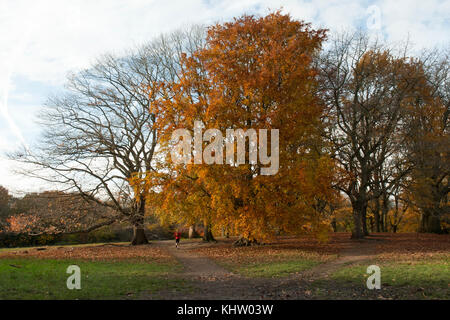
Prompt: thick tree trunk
<box><xmin>202</xmin><ymin>223</ymin><xmax>216</xmax><ymax>242</ymax></box>
<box><xmin>362</xmin><ymin>206</ymin><xmax>369</xmax><ymax>236</ymax></box>
<box><xmin>131</xmin><ymin>226</ymin><xmax>148</xmax><ymax>245</ymax></box>
<box><xmin>351</xmin><ymin>213</ymin><xmax>363</xmax><ymax>239</ymax></box>
<box><xmin>130</xmin><ymin>199</ymin><xmax>148</xmax><ymax>245</ymax></box>
<box><xmin>351</xmin><ymin>200</ymin><xmax>365</xmax><ymax>239</ymax></box>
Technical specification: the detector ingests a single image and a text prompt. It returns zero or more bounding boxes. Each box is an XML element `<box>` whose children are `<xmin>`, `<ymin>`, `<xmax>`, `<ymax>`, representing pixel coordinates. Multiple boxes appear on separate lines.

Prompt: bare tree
<box><xmin>10</xmin><ymin>26</ymin><xmax>205</xmax><ymax>244</ymax></box>
<box><xmin>319</xmin><ymin>32</ymin><xmax>426</xmax><ymax>238</ymax></box>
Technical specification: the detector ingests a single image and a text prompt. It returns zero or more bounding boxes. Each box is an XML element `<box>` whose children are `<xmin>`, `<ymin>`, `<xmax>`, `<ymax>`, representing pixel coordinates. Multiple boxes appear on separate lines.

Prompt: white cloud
<box><xmin>1</xmin><ymin>0</ymin><xmax>448</xmax><ymax>85</ymax></box>
<box><xmin>0</xmin><ymin>0</ymin><xmax>449</xmax><ymax>193</ymax></box>
<box><xmin>378</xmin><ymin>0</ymin><xmax>450</xmax><ymax>48</ymax></box>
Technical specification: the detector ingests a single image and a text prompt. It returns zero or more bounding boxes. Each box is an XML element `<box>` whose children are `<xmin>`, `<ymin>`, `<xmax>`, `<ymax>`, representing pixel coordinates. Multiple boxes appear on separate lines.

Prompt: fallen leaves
<box><xmin>373</xmin><ymin>233</ymin><xmax>450</xmax><ymax>261</ymax></box>
<box><xmin>189</xmin><ymin>234</ymin><xmax>348</xmax><ymax>267</ymax></box>
<box><xmin>0</xmin><ymin>244</ymin><xmax>174</xmax><ymax>263</ymax></box>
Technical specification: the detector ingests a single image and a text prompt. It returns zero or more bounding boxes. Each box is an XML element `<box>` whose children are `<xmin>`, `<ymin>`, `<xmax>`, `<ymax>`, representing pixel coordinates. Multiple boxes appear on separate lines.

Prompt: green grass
<box><xmin>230</xmin><ymin>259</ymin><xmax>321</xmax><ymax>278</ymax></box>
<box><xmin>331</xmin><ymin>259</ymin><xmax>450</xmax><ymax>288</ymax></box>
<box><xmin>0</xmin><ymin>258</ymin><xmax>185</xmax><ymax>300</ymax></box>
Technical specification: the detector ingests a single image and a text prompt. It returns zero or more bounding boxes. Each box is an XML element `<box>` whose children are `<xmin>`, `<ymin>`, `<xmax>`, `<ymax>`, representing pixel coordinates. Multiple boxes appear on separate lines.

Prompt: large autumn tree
<box><xmin>144</xmin><ymin>12</ymin><xmax>335</xmax><ymax>244</ymax></box>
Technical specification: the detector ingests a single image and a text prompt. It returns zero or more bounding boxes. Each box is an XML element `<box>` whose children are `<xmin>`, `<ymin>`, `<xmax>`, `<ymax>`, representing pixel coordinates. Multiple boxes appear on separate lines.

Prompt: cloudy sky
<box><xmin>0</xmin><ymin>0</ymin><xmax>449</xmax><ymax>194</ymax></box>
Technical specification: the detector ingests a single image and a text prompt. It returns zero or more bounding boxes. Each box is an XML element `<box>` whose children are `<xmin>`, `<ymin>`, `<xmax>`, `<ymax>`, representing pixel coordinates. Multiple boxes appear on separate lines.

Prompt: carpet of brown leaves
<box><xmin>189</xmin><ymin>234</ymin><xmax>354</xmax><ymax>265</ymax></box>
<box><xmin>372</xmin><ymin>233</ymin><xmax>450</xmax><ymax>261</ymax></box>
<box><xmin>0</xmin><ymin>243</ymin><xmax>174</xmax><ymax>262</ymax></box>
<box><xmin>190</xmin><ymin>233</ymin><xmax>450</xmax><ymax>265</ymax></box>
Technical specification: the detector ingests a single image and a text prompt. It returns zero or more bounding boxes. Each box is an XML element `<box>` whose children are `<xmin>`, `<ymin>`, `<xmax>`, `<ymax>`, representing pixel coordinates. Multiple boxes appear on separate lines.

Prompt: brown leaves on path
<box><xmin>189</xmin><ymin>233</ymin><xmax>450</xmax><ymax>266</ymax></box>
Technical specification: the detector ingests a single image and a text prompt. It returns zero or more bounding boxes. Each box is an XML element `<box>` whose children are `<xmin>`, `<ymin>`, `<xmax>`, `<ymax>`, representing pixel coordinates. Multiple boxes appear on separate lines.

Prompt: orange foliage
<box><xmin>138</xmin><ymin>12</ymin><xmax>336</xmax><ymax>241</ymax></box>
<box><xmin>5</xmin><ymin>214</ymin><xmax>40</xmax><ymax>234</ymax></box>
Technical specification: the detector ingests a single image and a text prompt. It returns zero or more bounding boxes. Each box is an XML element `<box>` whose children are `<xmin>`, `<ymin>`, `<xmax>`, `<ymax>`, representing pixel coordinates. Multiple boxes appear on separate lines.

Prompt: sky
<box><xmin>0</xmin><ymin>0</ymin><xmax>449</xmax><ymax>195</ymax></box>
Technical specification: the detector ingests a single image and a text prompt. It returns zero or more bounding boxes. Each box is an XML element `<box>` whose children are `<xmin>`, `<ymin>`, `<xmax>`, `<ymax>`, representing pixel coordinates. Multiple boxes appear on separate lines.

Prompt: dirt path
<box><xmin>144</xmin><ymin>238</ymin><xmax>381</xmax><ymax>299</ymax></box>
<box><xmin>160</xmin><ymin>240</ymin><xmax>234</xmax><ymax>280</ymax></box>
<box><xmin>292</xmin><ymin>239</ymin><xmax>378</xmax><ymax>281</ymax></box>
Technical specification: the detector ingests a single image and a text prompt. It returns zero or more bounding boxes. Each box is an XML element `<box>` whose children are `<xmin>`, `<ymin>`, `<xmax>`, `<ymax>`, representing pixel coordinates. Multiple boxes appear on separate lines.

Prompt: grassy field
<box><xmin>234</xmin><ymin>259</ymin><xmax>322</xmax><ymax>278</ymax></box>
<box><xmin>327</xmin><ymin>255</ymin><xmax>450</xmax><ymax>299</ymax></box>
<box><xmin>0</xmin><ymin>243</ymin><xmax>186</xmax><ymax>300</ymax></box>
<box><xmin>332</xmin><ymin>258</ymin><xmax>450</xmax><ymax>287</ymax></box>
<box><xmin>0</xmin><ymin>233</ymin><xmax>448</xmax><ymax>300</ymax></box>
<box><xmin>0</xmin><ymin>258</ymin><xmax>184</xmax><ymax>300</ymax></box>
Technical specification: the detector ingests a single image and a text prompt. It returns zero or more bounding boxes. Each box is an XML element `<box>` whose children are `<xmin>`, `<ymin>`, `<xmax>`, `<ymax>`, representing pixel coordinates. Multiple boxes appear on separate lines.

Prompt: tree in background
<box><xmin>319</xmin><ymin>33</ymin><xmax>429</xmax><ymax>238</ymax></box>
<box><xmin>0</xmin><ymin>186</ymin><xmax>10</xmax><ymax>229</ymax></box>
<box><xmin>403</xmin><ymin>50</ymin><xmax>449</xmax><ymax>233</ymax></box>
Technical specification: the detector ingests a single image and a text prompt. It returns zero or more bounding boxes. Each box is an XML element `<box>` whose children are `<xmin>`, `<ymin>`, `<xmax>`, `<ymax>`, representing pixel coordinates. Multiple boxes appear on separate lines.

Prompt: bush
<box><xmin>0</xmin><ymin>232</ymin><xmax>60</xmax><ymax>248</ymax></box>
<box><xmin>58</xmin><ymin>225</ymin><xmax>131</xmax><ymax>245</ymax></box>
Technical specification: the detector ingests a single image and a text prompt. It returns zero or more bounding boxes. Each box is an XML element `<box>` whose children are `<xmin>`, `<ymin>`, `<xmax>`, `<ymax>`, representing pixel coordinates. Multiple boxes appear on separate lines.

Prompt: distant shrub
<box><xmin>0</xmin><ymin>222</ymin><xmax>175</xmax><ymax>248</ymax></box>
<box><xmin>0</xmin><ymin>232</ymin><xmax>60</xmax><ymax>248</ymax></box>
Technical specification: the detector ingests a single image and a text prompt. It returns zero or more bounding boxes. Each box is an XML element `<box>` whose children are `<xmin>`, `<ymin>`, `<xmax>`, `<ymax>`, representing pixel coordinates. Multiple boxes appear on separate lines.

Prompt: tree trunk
<box><xmin>131</xmin><ymin>226</ymin><xmax>148</xmax><ymax>245</ymax></box>
<box><xmin>381</xmin><ymin>196</ymin><xmax>389</xmax><ymax>232</ymax></box>
<box><xmin>331</xmin><ymin>217</ymin><xmax>337</xmax><ymax>232</ymax></box>
<box><xmin>362</xmin><ymin>206</ymin><xmax>369</xmax><ymax>236</ymax></box>
<box><xmin>130</xmin><ymin>199</ymin><xmax>148</xmax><ymax>245</ymax></box>
<box><xmin>368</xmin><ymin>215</ymin><xmax>374</xmax><ymax>233</ymax></box>
<box><xmin>202</xmin><ymin>223</ymin><xmax>216</xmax><ymax>242</ymax></box>
<box><xmin>189</xmin><ymin>225</ymin><xmax>196</xmax><ymax>239</ymax></box>
<box><xmin>351</xmin><ymin>200</ymin><xmax>365</xmax><ymax>239</ymax></box>
<box><xmin>374</xmin><ymin>198</ymin><xmax>381</xmax><ymax>232</ymax></box>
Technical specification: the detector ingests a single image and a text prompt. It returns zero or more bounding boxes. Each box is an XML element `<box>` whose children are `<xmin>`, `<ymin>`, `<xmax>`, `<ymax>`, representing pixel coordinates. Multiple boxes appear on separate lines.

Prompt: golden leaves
<box><xmin>134</xmin><ymin>12</ymin><xmax>336</xmax><ymax>241</ymax></box>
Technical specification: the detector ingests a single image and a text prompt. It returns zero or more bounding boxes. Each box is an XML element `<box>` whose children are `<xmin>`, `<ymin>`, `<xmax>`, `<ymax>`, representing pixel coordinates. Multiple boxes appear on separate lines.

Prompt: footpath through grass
<box><xmin>189</xmin><ymin>237</ymin><xmax>339</xmax><ymax>278</ymax></box>
<box><xmin>0</xmin><ymin>258</ymin><xmax>184</xmax><ymax>300</ymax></box>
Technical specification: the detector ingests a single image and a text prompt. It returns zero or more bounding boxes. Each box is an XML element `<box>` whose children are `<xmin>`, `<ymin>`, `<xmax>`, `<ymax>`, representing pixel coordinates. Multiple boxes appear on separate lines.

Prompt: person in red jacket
<box><xmin>174</xmin><ymin>230</ymin><xmax>181</xmax><ymax>248</ymax></box>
